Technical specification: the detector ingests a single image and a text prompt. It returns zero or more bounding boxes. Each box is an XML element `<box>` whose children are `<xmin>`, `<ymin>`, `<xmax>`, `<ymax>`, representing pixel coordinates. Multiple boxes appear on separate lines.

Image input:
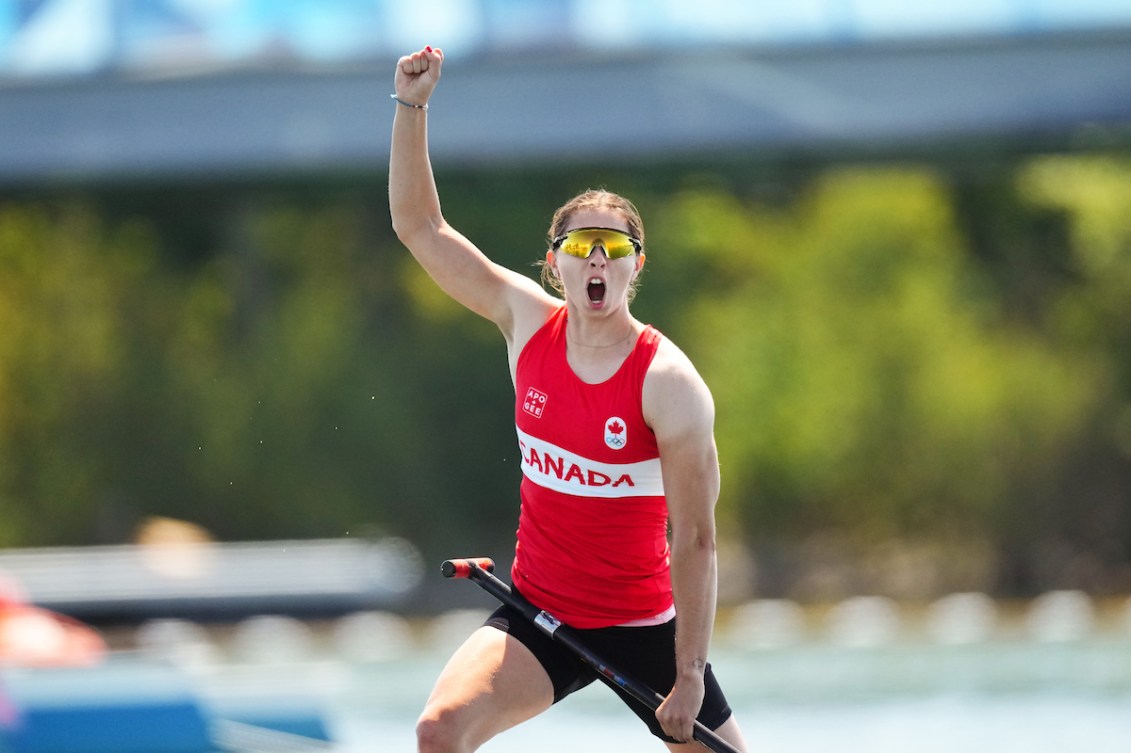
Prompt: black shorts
<box><xmin>484</xmin><ymin>602</ymin><xmax>733</xmax><ymax>743</ymax></box>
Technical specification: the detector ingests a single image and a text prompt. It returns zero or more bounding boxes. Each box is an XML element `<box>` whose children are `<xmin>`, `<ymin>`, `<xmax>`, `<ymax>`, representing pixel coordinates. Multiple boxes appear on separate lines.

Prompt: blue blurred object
<box><xmin>1</xmin><ymin>661</ymin><xmax>211</xmax><ymax>753</ymax></box>
<box><xmin>0</xmin><ymin>659</ymin><xmax>332</xmax><ymax>753</ymax></box>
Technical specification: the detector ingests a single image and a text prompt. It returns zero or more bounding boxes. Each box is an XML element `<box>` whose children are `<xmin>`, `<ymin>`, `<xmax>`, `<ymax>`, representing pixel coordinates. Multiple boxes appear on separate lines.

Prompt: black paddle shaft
<box><xmin>440</xmin><ymin>557</ymin><xmax>740</xmax><ymax>753</ymax></box>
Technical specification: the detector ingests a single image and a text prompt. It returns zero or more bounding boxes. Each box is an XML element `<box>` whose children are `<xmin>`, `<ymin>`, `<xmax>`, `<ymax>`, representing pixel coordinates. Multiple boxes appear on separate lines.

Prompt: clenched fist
<box><xmin>393</xmin><ymin>46</ymin><xmax>443</xmax><ymax>109</ymax></box>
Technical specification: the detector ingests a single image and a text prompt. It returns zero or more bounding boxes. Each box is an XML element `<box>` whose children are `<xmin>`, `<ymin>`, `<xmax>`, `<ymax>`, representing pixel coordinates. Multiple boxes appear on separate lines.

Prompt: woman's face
<box><xmin>547</xmin><ymin>209</ymin><xmax>644</xmax><ymax>313</ymax></box>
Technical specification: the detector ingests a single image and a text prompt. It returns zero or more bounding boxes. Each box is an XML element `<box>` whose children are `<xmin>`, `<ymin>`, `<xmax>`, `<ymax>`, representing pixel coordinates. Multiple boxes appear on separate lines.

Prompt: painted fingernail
<box><xmin>425</xmin><ymin>45</ymin><xmax>433</xmax><ymax>52</ymax></box>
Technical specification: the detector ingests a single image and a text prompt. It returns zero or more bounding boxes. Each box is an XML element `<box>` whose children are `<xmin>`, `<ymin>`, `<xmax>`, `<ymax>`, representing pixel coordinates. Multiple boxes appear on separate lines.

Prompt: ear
<box><xmin>635</xmin><ymin>253</ymin><xmax>646</xmax><ymax>272</ymax></box>
<box><xmin>546</xmin><ymin>249</ymin><xmax>558</xmax><ymax>274</ymax></box>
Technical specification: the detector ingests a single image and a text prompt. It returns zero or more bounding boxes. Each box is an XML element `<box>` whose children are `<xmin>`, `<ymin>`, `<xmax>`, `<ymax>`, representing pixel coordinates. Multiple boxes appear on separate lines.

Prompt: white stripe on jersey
<box><xmin>515</xmin><ymin>426</ymin><xmax>665</xmax><ymax>498</ymax></box>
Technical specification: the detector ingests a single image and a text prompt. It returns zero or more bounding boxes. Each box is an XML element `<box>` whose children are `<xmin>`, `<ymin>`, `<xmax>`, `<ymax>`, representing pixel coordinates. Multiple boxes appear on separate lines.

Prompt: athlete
<box><xmin>389</xmin><ymin>46</ymin><xmax>749</xmax><ymax>753</ymax></box>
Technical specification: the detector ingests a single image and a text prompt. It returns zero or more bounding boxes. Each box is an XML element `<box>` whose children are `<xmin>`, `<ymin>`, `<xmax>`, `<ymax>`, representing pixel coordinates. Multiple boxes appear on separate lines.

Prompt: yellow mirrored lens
<box><xmin>558</xmin><ymin>229</ymin><xmax>637</xmax><ymax>259</ymax></box>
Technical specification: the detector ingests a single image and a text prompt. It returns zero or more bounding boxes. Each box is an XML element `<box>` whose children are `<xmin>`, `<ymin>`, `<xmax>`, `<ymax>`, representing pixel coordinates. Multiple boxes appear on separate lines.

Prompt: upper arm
<box><xmin>643</xmin><ymin>342</ymin><xmax>720</xmax><ymax>536</ymax></box>
<box><xmin>395</xmin><ymin>217</ymin><xmax>558</xmax><ymax>340</ymax></box>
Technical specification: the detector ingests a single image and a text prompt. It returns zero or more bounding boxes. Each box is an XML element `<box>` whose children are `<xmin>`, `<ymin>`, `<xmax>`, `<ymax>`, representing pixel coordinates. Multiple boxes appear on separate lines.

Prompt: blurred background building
<box><xmin>2</xmin><ymin>0</ymin><xmax>1131</xmax><ymax>185</ymax></box>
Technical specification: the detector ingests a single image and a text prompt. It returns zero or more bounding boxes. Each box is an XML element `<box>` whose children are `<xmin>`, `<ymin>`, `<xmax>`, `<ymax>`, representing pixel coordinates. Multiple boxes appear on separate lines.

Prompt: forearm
<box><xmin>388</xmin><ymin>105</ymin><xmax>442</xmax><ymax>242</ymax></box>
<box><xmin>670</xmin><ymin>521</ymin><xmax>718</xmax><ymax>680</ymax></box>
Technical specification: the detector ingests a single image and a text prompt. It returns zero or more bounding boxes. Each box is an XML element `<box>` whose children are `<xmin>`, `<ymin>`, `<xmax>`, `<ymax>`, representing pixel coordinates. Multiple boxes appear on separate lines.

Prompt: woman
<box><xmin>389</xmin><ymin>46</ymin><xmax>748</xmax><ymax>753</ymax></box>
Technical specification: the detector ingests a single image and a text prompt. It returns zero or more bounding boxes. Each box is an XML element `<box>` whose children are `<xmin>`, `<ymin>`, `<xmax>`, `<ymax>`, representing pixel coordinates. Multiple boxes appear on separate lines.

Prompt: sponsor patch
<box><xmin>523</xmin><ymin>387</ymin><xmax>548</xmax><ymax>418</ymax></box>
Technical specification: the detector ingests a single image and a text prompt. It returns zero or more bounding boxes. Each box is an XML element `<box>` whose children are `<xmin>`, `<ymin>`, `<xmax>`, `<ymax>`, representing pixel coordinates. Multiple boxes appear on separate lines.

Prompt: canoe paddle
<box><xmin>441</xmin><ymin>557</ymin><xmax>740</xmax><ymax>753</ymax></box>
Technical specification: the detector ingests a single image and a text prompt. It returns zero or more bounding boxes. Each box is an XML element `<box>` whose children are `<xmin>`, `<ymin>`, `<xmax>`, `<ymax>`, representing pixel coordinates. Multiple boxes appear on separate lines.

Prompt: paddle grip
<box><xmin>440</xmin><ymin>557</ymin><xmax>496</xmax><ymax>579</ymax></box>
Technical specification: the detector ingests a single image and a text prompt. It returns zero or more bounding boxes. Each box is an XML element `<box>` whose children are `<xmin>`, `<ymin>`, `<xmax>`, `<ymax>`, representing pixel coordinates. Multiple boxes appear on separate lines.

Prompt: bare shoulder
<box><xmin>504</xmin><ymin>282</ymin><xmax>561</xmax><ymax>349</ymax></box>
<box><xmin>642</xmin><ymin>335</ymin><xmax>715</xmax><ymax>438</ymax></box>
<box><xmin>500</xmin><ymin>288</ymin><xmax>562</xmax><ymax>383</ymax></box>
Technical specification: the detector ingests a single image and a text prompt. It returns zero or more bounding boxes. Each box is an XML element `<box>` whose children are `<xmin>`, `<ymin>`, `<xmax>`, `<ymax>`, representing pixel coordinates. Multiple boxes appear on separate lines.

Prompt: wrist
<box><xmin>676</xmin><ymin>657</ymin><xmax>707</xmax><ymax>679</ymax></box>
<box><xmin>391</xmin><ymin>94</ymin><xmax>428</xmax><ymax>111</ymax></box>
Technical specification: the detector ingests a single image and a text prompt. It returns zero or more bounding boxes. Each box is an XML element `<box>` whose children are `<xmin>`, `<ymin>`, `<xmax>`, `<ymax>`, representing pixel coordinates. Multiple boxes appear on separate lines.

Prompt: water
<box><xmin>207</xmin><ymin>639</ymin><xmax>1131</xmax><ymax>753</ymax></box>
<box><xmin>333</xmin><ymin>693</ymin><xmax>1131</xmax><ymax>753</ymax></box>
<box><xmin>334</xmin><ymin>695</ymin><xmax>1131</xmax><ymax>753</ymax></box>
<box><xmin>71</xmin><ymin>596</ymin><xmax>1131</xmax><ymax>752</ymax></box>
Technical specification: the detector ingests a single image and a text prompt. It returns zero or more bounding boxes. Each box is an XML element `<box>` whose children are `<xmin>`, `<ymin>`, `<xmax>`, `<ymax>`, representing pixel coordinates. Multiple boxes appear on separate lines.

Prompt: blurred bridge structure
<box><xmin>1</xmin><ymin>1</ymin><xmax>1130</xmax><ymax>188</ymax></box>
<box><xmin>0</xmin><ymin>537</ymin><xmax>423</xmax><ymax>622</ymax></box>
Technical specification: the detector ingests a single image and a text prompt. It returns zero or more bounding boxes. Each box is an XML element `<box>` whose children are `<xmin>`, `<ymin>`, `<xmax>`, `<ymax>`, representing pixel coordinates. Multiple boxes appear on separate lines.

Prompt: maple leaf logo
<box><xmin>604</xmin><ymin>417</ymin><xmax>627</xmax><ymax>449</ymax></box>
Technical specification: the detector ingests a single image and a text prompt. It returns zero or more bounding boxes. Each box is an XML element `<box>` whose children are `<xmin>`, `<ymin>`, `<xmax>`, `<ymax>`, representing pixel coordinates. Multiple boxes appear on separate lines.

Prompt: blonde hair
<box><xmin>539</xmin><ymin>189</ymin><xmax>646</xmax><ymax>301</ymax></box>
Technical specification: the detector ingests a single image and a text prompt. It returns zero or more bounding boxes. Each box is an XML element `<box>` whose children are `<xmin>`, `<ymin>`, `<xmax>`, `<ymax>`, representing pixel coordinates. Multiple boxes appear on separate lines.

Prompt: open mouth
<box><xmin>586</xmin><ymin>278</ymin><xmax>606</xmax><ymax>304</ymax></box>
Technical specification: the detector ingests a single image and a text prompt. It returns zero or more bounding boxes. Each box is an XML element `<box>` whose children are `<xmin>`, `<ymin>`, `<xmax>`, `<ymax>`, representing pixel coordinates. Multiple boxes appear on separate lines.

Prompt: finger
<box><xmin>660</xmin><ymin>712</ymin><xmax>693</xmax><ymax>743</ymax></box>
<box><xmin>423</xmin><ymin>46</ymin><xmax>443</xmax><ymax>75</ymax></box>
<box><xmin>398</xmin><ymin>49</ymin><xmax>433</xmax><ymax>75</ymax></box>
<box><xmin>657</xmin><ymin>711</ymin><xmax>684</xmax><ymax>743</ymax></box>
<box><xmin>398</xmin><ymin>56</ymin><xmax>426</xmax><ymax>76</ymax></box>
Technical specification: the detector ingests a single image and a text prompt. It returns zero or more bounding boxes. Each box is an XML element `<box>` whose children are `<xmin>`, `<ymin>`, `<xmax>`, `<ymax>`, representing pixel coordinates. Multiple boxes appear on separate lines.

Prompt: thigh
<box><xmin>485</xmin><ymin>603</ymin><xmax>595</xmax><ymax>702</ymax></box>
<box><xmin>419</xmin><ymin>625</ymin><xmax>555</xmax><ymax>750</ymax></box>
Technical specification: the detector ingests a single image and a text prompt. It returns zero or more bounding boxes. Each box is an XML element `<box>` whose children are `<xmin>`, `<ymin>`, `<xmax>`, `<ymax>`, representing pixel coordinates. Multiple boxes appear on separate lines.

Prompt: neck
<box><xmin>566</xmin><ymin>328</ymin><xmax>634</xmax><ymax>349</ymax></box>
<box><xmin>563</xmin><ymin>308</ymin><xmax>638</xmax><ymax>350</ymax></box>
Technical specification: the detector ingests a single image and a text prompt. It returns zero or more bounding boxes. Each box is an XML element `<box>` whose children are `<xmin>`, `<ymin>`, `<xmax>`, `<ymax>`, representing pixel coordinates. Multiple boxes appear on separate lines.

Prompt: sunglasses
<box><xmin>551</xmin><ymin>227</ymin><xmax>642</xmax><ymax>260</ymax></box>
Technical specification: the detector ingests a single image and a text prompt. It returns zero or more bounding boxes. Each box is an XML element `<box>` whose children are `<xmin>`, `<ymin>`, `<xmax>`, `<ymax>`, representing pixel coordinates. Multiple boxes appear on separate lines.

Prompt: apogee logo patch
<box><xmin>523</xmin><ymin>387</ymin><xmax>548</xmax><ymax>418</ymax></box>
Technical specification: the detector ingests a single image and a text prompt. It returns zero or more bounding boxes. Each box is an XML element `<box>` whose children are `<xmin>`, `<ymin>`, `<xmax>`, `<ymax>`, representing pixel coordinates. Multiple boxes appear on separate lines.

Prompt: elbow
<box><xmin>390</xmin><ymin>215</ymin><xmax>412</xmax><ymax>246</ymax></box>
<box><xmin>696</xmin><ymin>528</ymin><xmax>718</xmax><ymax>555</ymax></box>
<box><xmin>388</xmin><ymin>187</ymin><xmax>434</xmax><ymax>244</ymax></box>
<box><xmin>673</xmin><ymin>521</ymin><xmax>717</xmax><ymax>557</ymax></box>
<box><xmin>389</xmin><ymin>207</ymin><xmax>417</xmax><ymax>244</ymax></box>
<box><xmin>390</xmin><ymin>213</ymin><xmax>438</xmax><ymax>250</ymax></box>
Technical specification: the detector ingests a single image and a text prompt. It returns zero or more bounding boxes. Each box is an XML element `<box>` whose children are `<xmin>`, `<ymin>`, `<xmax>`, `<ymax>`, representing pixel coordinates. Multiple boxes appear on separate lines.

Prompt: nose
<box><xmin>588</xmin><ymin>244</ymin><xmax>608</xmax><ymax>264</ymax></box>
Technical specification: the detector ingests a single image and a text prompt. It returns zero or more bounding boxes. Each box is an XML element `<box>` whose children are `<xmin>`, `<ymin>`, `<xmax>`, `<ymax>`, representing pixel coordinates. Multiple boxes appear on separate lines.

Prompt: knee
<box><xmin>416</xmin><ymin>706</ymin><xmax>468</xmax><ymax>753</ymax></box>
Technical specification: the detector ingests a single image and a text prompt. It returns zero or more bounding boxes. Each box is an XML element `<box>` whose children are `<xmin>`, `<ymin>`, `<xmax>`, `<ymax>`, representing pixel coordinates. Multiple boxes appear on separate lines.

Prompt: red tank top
<box><xmin>512</xmin><ymin>306</ymin><xmax>672</xmax><ymax>628</ymax></box>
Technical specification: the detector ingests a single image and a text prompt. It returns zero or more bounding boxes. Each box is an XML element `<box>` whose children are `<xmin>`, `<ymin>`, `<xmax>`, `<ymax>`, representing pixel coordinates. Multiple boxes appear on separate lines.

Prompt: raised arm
<box><xmin>643</xmin><ymin>340</ymin><xmax>722</xmax><ymax>744</ymax></box>
<box><xmin>388</xmin><ymin>47</ymin><xmax>554</xmax><ymax>342</ymax></box>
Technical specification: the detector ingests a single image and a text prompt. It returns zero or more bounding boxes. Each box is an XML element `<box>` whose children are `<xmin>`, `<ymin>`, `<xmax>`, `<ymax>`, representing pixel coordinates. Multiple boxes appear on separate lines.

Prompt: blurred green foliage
<box><xmin>1</xmin><ymin>155</ymin><xmax>1129</xmax><ymax>597</ymax></box>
